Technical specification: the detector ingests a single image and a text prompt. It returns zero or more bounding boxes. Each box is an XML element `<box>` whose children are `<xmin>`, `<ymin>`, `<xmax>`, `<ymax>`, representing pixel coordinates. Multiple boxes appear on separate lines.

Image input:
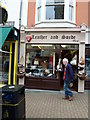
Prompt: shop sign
<box><xmin>61</xmin><ymin>35</ymin><xmax>79</xmax><ymax>42</ymax></box>
<box><xmin>26</xmin><ymin>35</ymin><xmax>32</xmax><ymax>42</ymax></box>
<box><xmin>31</xmin><ymin>34</ymin><xmax>79</xmax><ymax>42</ymax></box>
<box><xmin>61</xmin><ymin>35</ymin><xmax>75</xmax><ymax>39</ymax></box>
<box><xmin>32</xmin><ymin>35</ymin><xmax>47</xmax><ymax>40</ymax></box>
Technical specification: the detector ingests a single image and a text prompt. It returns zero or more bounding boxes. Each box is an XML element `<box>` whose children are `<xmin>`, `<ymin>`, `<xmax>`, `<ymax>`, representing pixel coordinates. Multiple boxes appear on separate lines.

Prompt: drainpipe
<box><xmin>17</xmin><ymin>0</ymin><xmax>22</xmax><ymax>84</ymax></box>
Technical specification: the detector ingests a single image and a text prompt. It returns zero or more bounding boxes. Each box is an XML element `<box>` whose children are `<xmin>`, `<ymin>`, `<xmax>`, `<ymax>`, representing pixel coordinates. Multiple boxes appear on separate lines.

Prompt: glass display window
<box><xmin>25</xmin><ymin>44</ymin><xmax>79</xmax><ymax>80</ymax></box>
<box><xmin>25</xmin><ymin>44</ymin><xmax>61</xmax><ymax>79</ymax></box>
<box><xmin>0</xmin><ymin>41</ymin><xmax>10</xmax><ymax>83</ymax></box>
<box><xmin>85</xmin><ymin>45</ymin><xmax>90</xmax><ymax>80</ymax></box>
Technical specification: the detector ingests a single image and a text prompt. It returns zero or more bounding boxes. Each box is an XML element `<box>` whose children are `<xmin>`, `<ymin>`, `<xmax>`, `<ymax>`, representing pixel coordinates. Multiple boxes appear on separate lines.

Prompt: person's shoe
<box><xmin>62</xmin><ymin>97</ymin><xmax>69</xmax><ymax>100</ymax></box>
<box><xmin>69</xmin><ymin>96</ymin><xmax>73</xmax><ymax>101</ymax></box>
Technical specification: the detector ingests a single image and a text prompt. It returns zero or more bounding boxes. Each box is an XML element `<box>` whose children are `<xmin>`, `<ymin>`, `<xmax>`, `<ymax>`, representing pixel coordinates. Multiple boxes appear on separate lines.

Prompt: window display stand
<box><xmin>17</xmin><ymin>64</ymin><xmax>25</xmax><ymax>85</ymax></box>
<box><xmin>77</xmin><ymin>57</ymin><xmax>86</xmax><ymax>81</ymax></box>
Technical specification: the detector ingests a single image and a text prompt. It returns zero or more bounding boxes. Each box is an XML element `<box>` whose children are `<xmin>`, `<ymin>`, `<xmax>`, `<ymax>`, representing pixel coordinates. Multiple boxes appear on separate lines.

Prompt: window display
<box><xmin>85</xmin><ymin>45</ymin><xmax>90</xmax><ymax>80</ymax></box>
<box><xmin>0</xmin><ymin>42</ymin><xmax>10</xmax><ymax>83</ymax></box>
<box><xmin>25</xmin><ymin>44</ymin><xmax>61</xmax><ymax>79</ymax></box>
<box><xmin>85</xmin><ymin>57</ymin><xmax>90</xmax><ymax>80</ymax></box>
<box><xmin>25</xmin><ymin>44</ymin><xmax>79</xmax><ymax>82</ymax></box>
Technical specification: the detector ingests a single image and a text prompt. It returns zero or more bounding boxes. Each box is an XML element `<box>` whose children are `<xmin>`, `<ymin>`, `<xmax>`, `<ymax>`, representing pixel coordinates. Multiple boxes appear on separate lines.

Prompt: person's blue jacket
<box><xmin>64</xmin><ymin>63</ymin><xmax>73</xmax><ymax>84</ymax></box>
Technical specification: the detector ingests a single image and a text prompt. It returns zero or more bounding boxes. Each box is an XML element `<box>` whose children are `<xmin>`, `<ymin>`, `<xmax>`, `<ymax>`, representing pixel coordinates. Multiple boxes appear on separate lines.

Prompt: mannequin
<box><xmin>49</xmin><ymin>53</ymin><xmax>53</xmax><ymax>68</ymax></box>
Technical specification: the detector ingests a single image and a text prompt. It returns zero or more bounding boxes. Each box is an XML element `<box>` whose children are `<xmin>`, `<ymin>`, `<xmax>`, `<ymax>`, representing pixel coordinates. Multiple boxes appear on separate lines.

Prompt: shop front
<box><xmin>20</xmin><ymin>26</ymin><xmax>86</xmax><ymax>92</ymax></box>
<box><xmin>0</xmin><ymin>26</ymin><xmax>19</xmax><ymax>85</ymax></box>
<box><xmin>0</xmin><ymin>26</ymin><xmax>26</xmax><ymax>119</ymax></box>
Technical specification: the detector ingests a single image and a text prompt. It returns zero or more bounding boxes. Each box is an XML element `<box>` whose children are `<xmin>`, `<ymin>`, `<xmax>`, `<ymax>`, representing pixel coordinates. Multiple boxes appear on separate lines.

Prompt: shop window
<box><xmin>46</xmin><ymin>0</ymin><xmax>64</xmax><ymax>20</ymax></box>
<box><xmin>0</xmin><ymin>42</ymin><xmax>10</xmax><ymax>83</ymax></box>
<box><xmin>85</xmin><ymin>45</ymin><xmax>90</xmax><ymax>80</ymax></box>
<box><xmin>25</xmin><ymin>44</ymin><xmax>61</xmax><ymax>79</ymax></box>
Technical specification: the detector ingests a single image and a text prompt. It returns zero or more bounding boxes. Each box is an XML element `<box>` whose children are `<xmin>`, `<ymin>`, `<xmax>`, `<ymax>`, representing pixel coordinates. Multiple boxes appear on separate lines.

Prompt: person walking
<box><xmin>62</xmin><ymin>58</ymin><xmax>74</xmax><ymax>101</ymax></box>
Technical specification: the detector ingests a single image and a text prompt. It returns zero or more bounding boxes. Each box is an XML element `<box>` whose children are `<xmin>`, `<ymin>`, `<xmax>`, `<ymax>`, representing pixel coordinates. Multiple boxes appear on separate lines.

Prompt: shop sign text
<box><xmin>31</xmin><ymin>34</ymin><xmax>79</xmax><ymax>42</ymax></box>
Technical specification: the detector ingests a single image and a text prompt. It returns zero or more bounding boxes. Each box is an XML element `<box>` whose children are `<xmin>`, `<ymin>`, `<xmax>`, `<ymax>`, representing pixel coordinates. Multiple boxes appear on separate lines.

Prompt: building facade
<box><xmin>19</xmin><ymin>0</ymin><xmax>90</xmax><ymax>92</ymax></box>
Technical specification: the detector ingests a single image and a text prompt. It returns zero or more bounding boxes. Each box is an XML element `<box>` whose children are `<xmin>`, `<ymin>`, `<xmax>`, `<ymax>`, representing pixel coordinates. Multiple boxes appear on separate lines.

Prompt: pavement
<box><xmin>25</xmin><ymin>89</ymin><xmax>88</xmax><ymax>119</ymax></box>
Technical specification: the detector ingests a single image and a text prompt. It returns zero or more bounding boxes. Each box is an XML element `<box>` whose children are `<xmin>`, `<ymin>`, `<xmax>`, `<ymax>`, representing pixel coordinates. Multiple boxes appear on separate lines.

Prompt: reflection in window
<box><xmin>46</xmin><ymin>5</ymin><xmax>64</xmax><ymax>20</ymax></box>
<box><xmin>85</xmin><ymin>45</ymin><xmax>90</xmax><ymax>80</ymax></box>
<box><xmin>37</xmin><ymin>0</ymin><xmax>41</xmax><ymax>21</ymax></box>
<box><xmin>0</xmin><ymin>42</ymin><xmax>10</xmax><ymax>83</ymax></box>
<box><xmin>37</xmin><ymin>7</ymin><xmax>41</xmax><ymax>21</ymax></box>
<box><xmin>69</xmin><ymin>5</ymin><xmax>73</xmax><ymax>21</ymax></box>
<box><xmin>85</xmin><ymin>58</ymin><xmax>90</xmax><ymax>80</ymax></box>
<box><xmin>26</xmin><ymin>45</ymin><xmax>61</xmax><ymax>79</ymax></box>
<box><xmin>46</xmin><ymin>0</ymin><xmax>64</xmax><ymax>20</ymax></box>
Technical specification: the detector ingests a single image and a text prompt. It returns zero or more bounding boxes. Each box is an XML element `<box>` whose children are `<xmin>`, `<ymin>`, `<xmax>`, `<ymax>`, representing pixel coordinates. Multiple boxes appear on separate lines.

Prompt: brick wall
<box><xmin>27</xmin><ymin>0</ymin><xmax>36</xmax><ymax>27</ymax></box>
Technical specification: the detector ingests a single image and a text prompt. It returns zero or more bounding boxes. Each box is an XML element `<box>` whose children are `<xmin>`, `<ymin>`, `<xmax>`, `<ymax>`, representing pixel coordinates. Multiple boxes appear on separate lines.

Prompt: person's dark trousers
<box><xmin>64</xmin><ymin>81</ymin><xmax>73</xmax><ymax>98</ymax></box>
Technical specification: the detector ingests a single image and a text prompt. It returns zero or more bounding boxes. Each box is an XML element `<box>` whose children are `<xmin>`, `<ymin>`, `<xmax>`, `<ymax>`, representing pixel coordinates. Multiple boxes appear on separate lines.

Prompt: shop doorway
<box><xmin>60</xmin><ymin>45</ymin><xmax>79</xmax><ymax>91</ymax></box>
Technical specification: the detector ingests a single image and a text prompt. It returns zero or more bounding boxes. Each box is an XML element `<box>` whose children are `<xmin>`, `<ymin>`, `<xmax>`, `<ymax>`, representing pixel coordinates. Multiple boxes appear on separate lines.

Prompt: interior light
<box><xmin>61</xmin><ymin>45</ymin><xmax>67</xmax><ymax>48</ymax></box>
<box><xmin>38</xmin><ymin>46</ymin><xmax>41</xmax><ymax>49</ymax></box>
